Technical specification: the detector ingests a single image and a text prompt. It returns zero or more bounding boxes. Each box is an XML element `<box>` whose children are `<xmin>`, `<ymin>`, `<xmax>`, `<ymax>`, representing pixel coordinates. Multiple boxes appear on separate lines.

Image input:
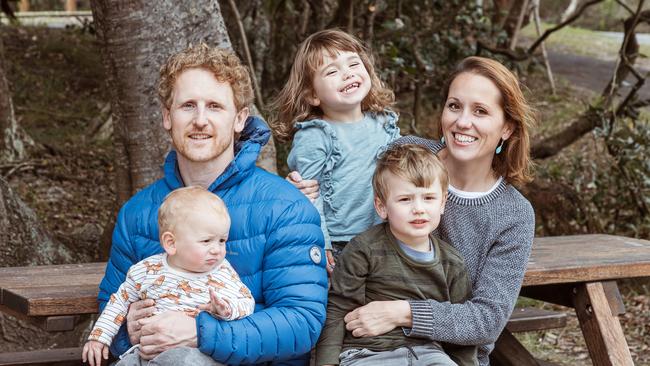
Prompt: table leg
<box><xmin>490</xmin><ymin>328</ymin><xmax>540</xmax><ymax>366</ymax></box>
<box><xmin>573</xmin><ymin>282</ymin><xmax>633</xmax><ymax>366</ymax></box>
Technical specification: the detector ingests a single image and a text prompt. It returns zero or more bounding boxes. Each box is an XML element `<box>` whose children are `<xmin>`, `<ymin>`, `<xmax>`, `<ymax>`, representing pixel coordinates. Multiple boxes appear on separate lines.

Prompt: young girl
<box><xmin>270</xmin><ymin>29</ymin><xmax>400</xmax><ymax>272</ymax></box>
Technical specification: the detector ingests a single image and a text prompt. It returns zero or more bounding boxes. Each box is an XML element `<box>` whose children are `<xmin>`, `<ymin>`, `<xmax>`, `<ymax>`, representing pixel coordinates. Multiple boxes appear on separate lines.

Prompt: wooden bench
<box><xmin>0</xmin><ymin>347</ymin><xmax>84</xmax><ymax>366</ymax></box>
<box><xmin>506</xmin><ymin>307</ymin><xmax>567</xmax><ymax>333</ymax></box>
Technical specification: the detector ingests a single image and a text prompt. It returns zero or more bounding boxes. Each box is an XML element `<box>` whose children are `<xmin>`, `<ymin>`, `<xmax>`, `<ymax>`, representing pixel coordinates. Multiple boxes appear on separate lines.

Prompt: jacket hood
<box><xmin>162</xmin><ymin>115</ymin><xmax>271</xmax><ymax>191</ymax></box>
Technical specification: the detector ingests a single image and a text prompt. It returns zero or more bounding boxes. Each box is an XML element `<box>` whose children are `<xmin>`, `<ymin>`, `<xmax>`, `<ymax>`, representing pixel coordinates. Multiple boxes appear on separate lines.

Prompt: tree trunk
<box><xmin>561</xmin><ymin>0</ymin><xmax>579</xmax><ymax>22</ymax></box>
<box><xmin>0</xmin><ymin>31</ymin><xmax>26</xmax><ymax>162</ymax></box>
<box><xmin>0</xmin><ymin>178</ymin><xmax>72</xmax><ymax>266</ymax></box>
<box><xmin>90</xmin><ymin>0</ymin><xmax>226</xmax><ymax>201</ymax></box>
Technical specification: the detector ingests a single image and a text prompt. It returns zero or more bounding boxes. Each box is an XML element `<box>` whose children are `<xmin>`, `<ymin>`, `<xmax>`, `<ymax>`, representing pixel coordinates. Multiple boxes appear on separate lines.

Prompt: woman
<box><xmin>289</xmin><ymin>56</ymin><xmax>536</xmax><ymax>365</ymax></box>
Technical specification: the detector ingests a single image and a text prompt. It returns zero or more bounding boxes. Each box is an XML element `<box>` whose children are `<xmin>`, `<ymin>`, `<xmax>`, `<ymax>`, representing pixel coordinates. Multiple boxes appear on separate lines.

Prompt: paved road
<box><xmin>546</xmin><ymin>50</ymin><xmax>650</xmax><ymax>100</ymax></box>
<box><xmin>0</xmin><ymin>11</ymin><xmax>91</xmax><ymax>28</ymax></box>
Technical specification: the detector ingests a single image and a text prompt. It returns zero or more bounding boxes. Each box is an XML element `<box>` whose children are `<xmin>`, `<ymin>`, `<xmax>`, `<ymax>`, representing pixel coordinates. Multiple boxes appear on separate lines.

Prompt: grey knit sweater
<box><xmin>396</xmin><ymin>136</ymin><xmax>535</xmax><ymax>366</ymax></box>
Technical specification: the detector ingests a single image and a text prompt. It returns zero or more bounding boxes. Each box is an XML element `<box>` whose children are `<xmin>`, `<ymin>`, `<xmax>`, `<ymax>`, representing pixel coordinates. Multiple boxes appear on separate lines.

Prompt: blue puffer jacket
<box><xmin>98</xmin><ymin>116</ymin><xmax>328</xmax><ymax>365</ymax></box>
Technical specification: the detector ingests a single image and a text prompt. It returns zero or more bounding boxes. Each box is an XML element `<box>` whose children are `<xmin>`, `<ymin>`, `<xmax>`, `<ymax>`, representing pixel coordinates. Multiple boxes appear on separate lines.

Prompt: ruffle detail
<box><xmin>295</xmin><ymin>110</ymin><xmax>400</xmax><ymax>213</ymax></box>
<box><xmin>294</xmin><ymin>120</ymin><xmax>343</xmax><ymax>213</ymax></box>
<box><xmin>374</xmin><ymin>110</ymin><xmax>401</xmax><ymax>159</ymax></box>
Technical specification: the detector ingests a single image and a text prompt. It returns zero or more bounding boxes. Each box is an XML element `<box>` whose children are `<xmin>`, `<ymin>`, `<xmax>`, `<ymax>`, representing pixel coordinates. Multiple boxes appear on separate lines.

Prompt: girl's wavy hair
<box><xmin>269</xmin><ymin>29</ymin><xmax>394</xmax><ymax>142</ymax></box>
<box><xmin>441</xmin><ymin>56</ymin><xmax>536</xmax><ymax>187</ymax></box>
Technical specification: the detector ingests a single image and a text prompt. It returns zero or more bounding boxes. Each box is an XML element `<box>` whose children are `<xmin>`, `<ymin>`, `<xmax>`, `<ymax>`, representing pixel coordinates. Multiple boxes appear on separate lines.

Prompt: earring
<box><xmin>440</xmin><ymin>136</ymin><xmax>445</xmax><ymax>145</ymax></box>
<box><xmin>495</xmin><ymin>139</ymin><xmax>505</xmax><ymax>155</ymax></box>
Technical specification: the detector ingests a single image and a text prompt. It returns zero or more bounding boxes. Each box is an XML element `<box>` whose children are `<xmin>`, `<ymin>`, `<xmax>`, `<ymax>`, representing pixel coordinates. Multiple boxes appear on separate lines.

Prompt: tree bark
<box><xmin>0</xmin><ymin>177</ymin><xmax>72</xmax><ymax>266</ymax></box>
<box><xmin>0</xmin><ymin>31</ymin><xmax>26</xmax><ymax>162</ymax></box>
<box><xmin>90</xmin><ymin>0</ymin><xmax>231</xmax><ymax>200</ymax></box>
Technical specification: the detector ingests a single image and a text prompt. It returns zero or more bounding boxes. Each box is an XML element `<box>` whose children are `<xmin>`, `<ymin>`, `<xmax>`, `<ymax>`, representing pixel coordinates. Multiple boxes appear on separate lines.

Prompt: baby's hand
<box><xmin>82</xmin><ymin>340</ymin><xmax>108</xmax><ymax>366</ymax></box>
<box><xmin>208</xmin><ymin>288</ymin><xmax>232</xmax><ymax>318</ymax></box>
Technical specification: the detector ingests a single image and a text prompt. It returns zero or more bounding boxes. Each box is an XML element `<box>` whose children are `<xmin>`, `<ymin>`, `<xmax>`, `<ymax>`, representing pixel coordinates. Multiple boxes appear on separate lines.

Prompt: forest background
<box><xmin>0</xmin><ymin>0</ymin><xmax>649</xmax><ymax>364</ymax></box>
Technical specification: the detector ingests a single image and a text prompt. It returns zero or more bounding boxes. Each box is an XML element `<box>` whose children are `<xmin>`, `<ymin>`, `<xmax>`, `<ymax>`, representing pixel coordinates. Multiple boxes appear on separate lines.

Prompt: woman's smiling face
<box><xmin>441</xmin><ymin>72</ymin><xmax>513</xmax><ymax>167</ymax></box>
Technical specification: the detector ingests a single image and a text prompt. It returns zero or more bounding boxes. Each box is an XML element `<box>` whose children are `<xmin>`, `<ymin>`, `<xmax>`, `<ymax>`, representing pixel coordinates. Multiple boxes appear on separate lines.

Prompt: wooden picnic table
<box><xmin>1</xmin><ymin>234</ymin><xmax>650</xmax><ymax>365</ymax></box>
<box><xmin>492</xmin><ymin>234</ymin><xmax>650</xmax><ymax>366</ymax></box>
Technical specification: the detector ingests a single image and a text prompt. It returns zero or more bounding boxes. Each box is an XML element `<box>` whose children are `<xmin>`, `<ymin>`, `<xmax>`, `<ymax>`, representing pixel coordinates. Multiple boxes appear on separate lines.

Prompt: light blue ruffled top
<box><xmin>287</xmin><ymin>111</ymin><xmax>400</xmax><ymax>249</ymax></box>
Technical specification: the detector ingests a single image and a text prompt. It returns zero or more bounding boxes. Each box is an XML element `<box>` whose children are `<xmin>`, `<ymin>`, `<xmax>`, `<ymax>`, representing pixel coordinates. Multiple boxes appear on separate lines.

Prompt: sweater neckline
<box><xmin>447</xmin><ymin>179</ymin><xmax>508</xmax><ymax>206</ymax></box>
<box><xmin>422</xmin><ymin>138</ymin><xmax>509</xmax><ymax>206</ymax></box>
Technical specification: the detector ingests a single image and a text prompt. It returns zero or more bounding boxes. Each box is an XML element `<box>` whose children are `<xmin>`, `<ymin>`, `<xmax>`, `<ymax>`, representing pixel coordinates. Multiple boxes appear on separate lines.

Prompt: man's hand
<box><xmin>126</xmin><ymin>298</ymin><xmax>156</xmax><ymax>345</ymax></box>
<box><xmin>138</xmin><ymin>311</ymin><xmax>198</xmax><ymax>360</ymax></box>
<box><xmin>82</xmin><ymin>340</ymin><xmax>108</xmax><ymax>366</ymax></box>
<box><xmin>344</xmin><ymin>300</ymin><xmax>412</xmax><ymax>337</ymax></box>
<box><xmin>286</xmin><ymin>171</ymin><xmax>320</xmax><ymax>202</ymax></box>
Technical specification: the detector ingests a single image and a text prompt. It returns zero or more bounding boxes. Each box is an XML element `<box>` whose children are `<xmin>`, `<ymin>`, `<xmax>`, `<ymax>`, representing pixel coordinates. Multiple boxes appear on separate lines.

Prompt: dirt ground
<box><xmin>1</xmin><ymin>25</ymin><xmax>649</xmax><ymax>364</ymax></box>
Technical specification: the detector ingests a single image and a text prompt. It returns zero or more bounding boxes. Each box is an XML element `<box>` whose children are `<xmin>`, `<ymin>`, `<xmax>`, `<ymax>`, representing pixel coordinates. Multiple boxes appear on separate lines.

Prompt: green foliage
<box><xmin>370</xmin><ymin>0</ymin><xmax>497</xmax><ymax>134</ymax></box>
<box><xmin>534</xmin><ymin>112</ymin><xmax>650</xmax><ymax>239</ymax></box>
<box><xmin>597</xmin><ymin>118</ymin><xmax>650</xmax><ymax>236</ymax></box>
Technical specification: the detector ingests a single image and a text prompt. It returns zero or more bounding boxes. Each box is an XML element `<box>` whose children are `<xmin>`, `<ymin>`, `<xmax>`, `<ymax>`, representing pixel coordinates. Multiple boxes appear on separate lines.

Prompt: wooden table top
<box><xmin>1</xmin><ymin>234</ymin><xmax>650</xmax><ymax>317</ymax></box>
<box><xmin>0</xmin><ymin>262</ymin><xmax>105</xmax><ymax>316</ymax></box>
<box><xmin>523</xmin><ymin>234</ymin><xmax>650</xmax><ymax>286</ymax></box>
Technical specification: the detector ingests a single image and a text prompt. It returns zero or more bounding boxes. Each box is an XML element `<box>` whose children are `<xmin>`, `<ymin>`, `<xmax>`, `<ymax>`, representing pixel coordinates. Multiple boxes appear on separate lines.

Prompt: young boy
<box><xmin>315</xmin><ymin>144</ymin><xmax>477</xmax><ymax>366</ymax></box>
<box><xmin>82</xmin><ymin>186</ymin><xmax>255</xmax><ymax>366</ymax></box>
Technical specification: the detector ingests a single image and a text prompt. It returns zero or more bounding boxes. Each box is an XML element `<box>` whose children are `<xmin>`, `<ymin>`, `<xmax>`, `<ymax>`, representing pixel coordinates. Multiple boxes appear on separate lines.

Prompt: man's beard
<box><xmin>172</xmin><ymin>130</ymin><xmax>234</xmax><ymax>163</ymax></box>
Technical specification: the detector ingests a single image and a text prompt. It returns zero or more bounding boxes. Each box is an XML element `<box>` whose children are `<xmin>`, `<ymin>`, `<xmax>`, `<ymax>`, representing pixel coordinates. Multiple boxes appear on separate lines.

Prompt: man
<box><xmin>98</xmin><ymin>43</ymin><xmax>328</xmax><ymax>365</ymax></box>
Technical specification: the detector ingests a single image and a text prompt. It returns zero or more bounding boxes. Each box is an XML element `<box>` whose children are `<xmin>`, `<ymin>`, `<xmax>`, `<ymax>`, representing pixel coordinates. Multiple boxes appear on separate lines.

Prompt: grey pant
<box><xmin>115</xmin><ymin>346</ymin><xmax>224</xmax><ymax>366</ymax></box>
<box><xmin>339</xmin><ymin>344</ymin><xmax>458</xmax><ymax>366</ymax></box>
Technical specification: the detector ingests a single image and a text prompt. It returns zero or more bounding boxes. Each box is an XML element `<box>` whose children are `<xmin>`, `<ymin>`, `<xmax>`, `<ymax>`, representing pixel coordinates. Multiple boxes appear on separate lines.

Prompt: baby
<box><xmin>82</xmin><ymin>186</ymin><xmax>254</xmax><ymax>366</ymax></box>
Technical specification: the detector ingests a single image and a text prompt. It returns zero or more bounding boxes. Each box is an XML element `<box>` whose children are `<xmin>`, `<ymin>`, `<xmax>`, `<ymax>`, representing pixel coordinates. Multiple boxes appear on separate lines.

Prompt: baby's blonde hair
<box><xmin>158</xmin><ymin>186</ymin><xmax>229</xmax><ymax>235</ymax></box>
<box><xmin>269</xmin><ymin>29</ymin><xmax>394</xmax><ymax>142</ymax></box>
<box><xmin>373</xmin><ymin>144</ymin><xmax>448</xmax><ymax>204</ymax></box>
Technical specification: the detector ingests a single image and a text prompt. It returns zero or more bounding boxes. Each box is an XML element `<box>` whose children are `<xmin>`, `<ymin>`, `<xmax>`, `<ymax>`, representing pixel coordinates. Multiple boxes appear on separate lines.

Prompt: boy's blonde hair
<box><xmin>270</xmin><ymin>29</ymin><xmax>394</xmax><ymax>142</ymax></box>
<box><xmin>158</xmin><ymin>186</ymin><xmax>229</xmax><ymax>235</ymax></box>
<box><xmin>372</xmin><ymin>144</ymin><xmax>448</xmax><ymax>203</ymax></box>
<box><xmin>158</xmin><ymin>43</ymin><xmax>254</xmax><ymax>111</ymax></box>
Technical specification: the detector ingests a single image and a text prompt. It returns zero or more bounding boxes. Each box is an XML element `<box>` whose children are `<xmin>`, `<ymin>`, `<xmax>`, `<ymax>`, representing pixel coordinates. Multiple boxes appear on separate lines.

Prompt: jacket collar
<box><xmin>162</xmin><ymin>115</ymin><xmax>270</xmax><ymax>192</ymax></box>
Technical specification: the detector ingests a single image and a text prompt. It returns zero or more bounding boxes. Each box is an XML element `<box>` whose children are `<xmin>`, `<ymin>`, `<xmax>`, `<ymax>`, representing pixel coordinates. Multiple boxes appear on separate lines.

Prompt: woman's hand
<box><xmin>286</xmin><ymin>171</ymin><xmax>320</xmax><ymax>202</ymax></box>
<box><xmin>344</xmin><ymin>300</ymin><xmax>412</xmax><ymax>337</ymax></box>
